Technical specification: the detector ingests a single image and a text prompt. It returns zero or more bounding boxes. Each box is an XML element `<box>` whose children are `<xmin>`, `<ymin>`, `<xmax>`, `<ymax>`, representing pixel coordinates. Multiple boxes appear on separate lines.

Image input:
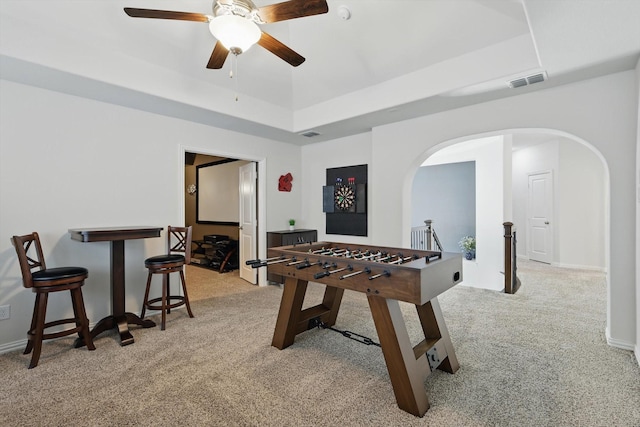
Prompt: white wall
<box><xmin>635</xmin><ymin>57</ymin><xmax>640</xmax><ymax>364</ymax></box>
<box><xmin>300</xmin><ymin>132</ymin><xmax>372</xmax><ymax>245</ymax></box>
<box><xmin>367</xmin><ymin>71</ymin><xmax>637</xmax><ymax>348</ymax></box>
<box><xmin>0</xmin><ymin>80</ymin><xmax>301</xmax><ymax>350</ymax></box>
<box><xmin>557</xmin><ymin>141</ymin><xmax>606</xmax><ymax>270</ymax></box>
<box><xmin>423</xmin><ymin>137</ymin><xmax>506</xmax><ymax>291</ymax></box>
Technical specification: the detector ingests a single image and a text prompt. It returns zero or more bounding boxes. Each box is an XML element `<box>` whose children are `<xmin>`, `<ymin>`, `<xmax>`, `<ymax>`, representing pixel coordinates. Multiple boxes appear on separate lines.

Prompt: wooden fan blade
<box><xmin>124</xmin><ymin>8</ymin><xmax>209</xmax><ymax>23</ymax></box>
<box><xmin>207</xmin><ymin>41</ymin><xmax>229</xmax><ymax>69</ymax></box>
<box><xmin>257</xmin><ymin>32</ymin><xmax>305</xmax><ymax>67</ymax></box>
<box><xmin>258</xmin><ymin>0</ymin><xmax>328</xmax><ymax>23</ymax></box>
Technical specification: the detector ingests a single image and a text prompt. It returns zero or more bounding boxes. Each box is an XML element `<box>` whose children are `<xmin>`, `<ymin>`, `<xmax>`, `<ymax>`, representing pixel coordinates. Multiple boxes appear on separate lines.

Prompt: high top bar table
<box><xmin>69</xmin><ymin>226</ymin><xmax>162</xmax><ymax>346</ymax></box>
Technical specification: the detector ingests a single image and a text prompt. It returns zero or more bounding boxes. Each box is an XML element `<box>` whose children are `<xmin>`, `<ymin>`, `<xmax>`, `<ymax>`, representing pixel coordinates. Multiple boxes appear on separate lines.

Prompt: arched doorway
<box><xmin>408</xmin><ymin>129</ymin><xmax>609</xmax><ymax>292</ymax></box>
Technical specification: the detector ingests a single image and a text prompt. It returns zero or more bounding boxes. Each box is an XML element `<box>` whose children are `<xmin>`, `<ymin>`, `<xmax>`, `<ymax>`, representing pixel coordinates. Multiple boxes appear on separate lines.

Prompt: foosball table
<box><xmin>250</xmin><ymin>241</ymin><xmax>462</xmax><ymax>417</ymax></box>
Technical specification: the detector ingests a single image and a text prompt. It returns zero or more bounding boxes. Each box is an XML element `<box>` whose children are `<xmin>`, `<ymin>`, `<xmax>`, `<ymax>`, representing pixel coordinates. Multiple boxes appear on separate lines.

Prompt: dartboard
<box><xmin>334</xmin><ymin>185</ymin><xmax>355</xmax><ymax>210</ymax></box>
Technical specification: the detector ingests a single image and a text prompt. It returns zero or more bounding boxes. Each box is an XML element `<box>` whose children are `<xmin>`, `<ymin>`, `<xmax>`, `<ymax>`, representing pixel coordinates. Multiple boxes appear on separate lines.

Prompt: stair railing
<box><xmin>411</xmin><ymin>219</ymin><xmax>443</xmax><ymax>252</ymax></box>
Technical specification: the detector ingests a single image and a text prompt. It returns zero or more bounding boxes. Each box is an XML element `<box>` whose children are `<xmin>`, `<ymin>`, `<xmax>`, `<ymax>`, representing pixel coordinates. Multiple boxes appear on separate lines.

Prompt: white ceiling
<box><xmin>1</xmin><ymin>0</ymin><xmax>639</xmax><ymax>145</ymax></box>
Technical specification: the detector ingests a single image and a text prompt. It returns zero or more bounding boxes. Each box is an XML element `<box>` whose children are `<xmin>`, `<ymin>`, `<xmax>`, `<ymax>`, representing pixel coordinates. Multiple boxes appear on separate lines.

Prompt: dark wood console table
<box><xmin>69</xmin><ymin>226</ymin><xmax>162</xmax><ymax>346</ymax></box>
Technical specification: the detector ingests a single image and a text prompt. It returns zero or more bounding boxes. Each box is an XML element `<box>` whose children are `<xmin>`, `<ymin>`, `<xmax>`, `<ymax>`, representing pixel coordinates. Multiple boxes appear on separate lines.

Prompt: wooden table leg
<box><xmin>320</xmin><ymin>285</ymin><xmax>344</xmax><ymax>327</ymax></box>
<box><xmin>367</xmin><ymin>294</ymin><xmax>430</xmax><ymax>417</ymax></box>
<box><xmin>416</xmin><ymin>297</ymin><xmax>459</xmax><ymax>374</ymax></box>
<box><xmin>271</xmin><ymin>277</ymin><xmax>309</xmax><ymax>349</ymax></box>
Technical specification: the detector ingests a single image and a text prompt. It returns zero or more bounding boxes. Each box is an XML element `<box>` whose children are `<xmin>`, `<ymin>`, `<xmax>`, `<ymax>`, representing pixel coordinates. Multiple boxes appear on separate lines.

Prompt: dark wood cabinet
<box><xmin>266</xmin><ymin>229</ymin><xmax>317</xmax><ymax>283</ymax></box>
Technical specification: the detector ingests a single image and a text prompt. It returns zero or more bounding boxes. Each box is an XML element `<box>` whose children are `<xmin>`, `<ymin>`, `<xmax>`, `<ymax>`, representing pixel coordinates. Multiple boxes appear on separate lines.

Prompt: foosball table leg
<box><xmin>271</xmin><ymin>277</ymin><xmax>309</xmax><ymax>349</ymax></box>
<box><xmin>367</xmin><ymin>295</ymin><xmax>460</xmax><ymax>417</ymax></box>
<box><xmin>321</xmin><ymin>285</ymin><xmax>344</xmax><ymax>327</ymax></box>
<box><xmin>368</xmin><ymin>295</ymin><xmax>431</xmax><ymax>417</ymax></box>
<box><xmin>271</xmin><ymin>277</ymin><xmax>345</xmax><ymax>350</ymax></box>
<box><xmin>416</xmin><ymin>297</ymin><xmax>459</xmax><ymax>374</ymax></box>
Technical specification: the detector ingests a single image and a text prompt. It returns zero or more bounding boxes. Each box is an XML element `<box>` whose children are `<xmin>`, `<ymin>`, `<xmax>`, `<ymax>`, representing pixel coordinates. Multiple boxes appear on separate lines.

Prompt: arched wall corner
<box><xmin>401</xmin><ymin>127</ymin><xmax>612</xmax><ymax>323</ymax></box>
<box><xmin>179</xmin><ymin>144</ymin><xmax>268</xmax><ymax>286</ymax></box>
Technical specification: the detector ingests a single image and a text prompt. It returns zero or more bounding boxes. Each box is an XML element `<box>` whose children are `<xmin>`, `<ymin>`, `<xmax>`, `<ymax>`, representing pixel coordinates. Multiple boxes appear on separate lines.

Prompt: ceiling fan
<box><xmin>124</xmin><ymin>0</ymin><xmax>329</xmax><ymax>69</ymax></box>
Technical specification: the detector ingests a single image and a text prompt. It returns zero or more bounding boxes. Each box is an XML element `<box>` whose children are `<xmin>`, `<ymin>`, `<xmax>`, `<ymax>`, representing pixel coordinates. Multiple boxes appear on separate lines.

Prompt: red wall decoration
<box><xmin>278</xmin><ymin>173</ymin><xmax>293</xmax><ymax>192</ymax></box>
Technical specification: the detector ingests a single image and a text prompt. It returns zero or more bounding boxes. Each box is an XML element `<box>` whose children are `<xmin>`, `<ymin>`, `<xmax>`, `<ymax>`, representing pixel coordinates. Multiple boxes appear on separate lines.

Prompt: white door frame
<box><xmin>239</xmin><ymin>162</ymin><xmax>257</xmax><ymax>284</ymax></box>
<box><xmin>179</xmin><ymin>145</ymin><xmax>267</xmax><ymax>286</ymax></box>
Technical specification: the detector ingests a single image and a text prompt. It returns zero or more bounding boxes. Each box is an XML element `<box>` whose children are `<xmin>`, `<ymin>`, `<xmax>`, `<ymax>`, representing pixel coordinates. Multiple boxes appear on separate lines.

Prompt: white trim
<box><xmin>606</xmin><ymin>327</ymin><xmax>636</xmax><ymax>351</ymax></box>
<box><xmin>551</xmin><ymin>262</ymin><xmax>607</xmax><ymax>273</ymax></box>
<box><xmin>0</xmin><ymin>339</ymin><xmax>26</xmax><ymax>355</ymax></box>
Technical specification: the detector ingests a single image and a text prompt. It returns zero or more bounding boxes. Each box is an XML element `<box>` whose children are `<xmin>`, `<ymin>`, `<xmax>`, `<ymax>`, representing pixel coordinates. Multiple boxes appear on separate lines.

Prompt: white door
<box><xmin>239</xmin><ymin>162</ymin><xmax>257</xmax><ymax>284</ymax></box>
<box><xmin>528</xmin><ymin>171</ymin><xmax>553</xmax><ymax>264</ymax></box>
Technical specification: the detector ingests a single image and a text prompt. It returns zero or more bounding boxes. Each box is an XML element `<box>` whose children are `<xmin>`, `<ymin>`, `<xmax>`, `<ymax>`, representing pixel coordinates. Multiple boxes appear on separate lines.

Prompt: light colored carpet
<box><xmin>0</xmin><ymin>261</ymin><xmax>638</xmax><ymax>426</ymax></box>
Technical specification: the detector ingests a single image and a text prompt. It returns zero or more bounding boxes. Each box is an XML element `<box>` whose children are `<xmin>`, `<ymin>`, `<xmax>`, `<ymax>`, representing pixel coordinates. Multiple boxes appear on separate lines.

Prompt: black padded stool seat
<box><xmin>32</xmin><ymin>267</ymin><xmax>88</xmax><ymax>282</ymax></box>
<box><xmin>141</xmin><ymin>226</ymin><xmax>194</xmax><ymax>330</ymax></box>
<box><xmin>145</xmin><ymin>254</ymin><xmax>185</xmax><ymax>267</ymax></box>
<box><xmin>11</xmin><ymin>232</ymin><xmax>95</xmax><ymax>369</ymax></box>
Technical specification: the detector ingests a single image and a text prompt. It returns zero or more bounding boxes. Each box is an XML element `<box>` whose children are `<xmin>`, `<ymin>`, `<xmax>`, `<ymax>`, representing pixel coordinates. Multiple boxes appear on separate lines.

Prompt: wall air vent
<box><xmin>508</xmin><ymin>71</ymin><xmax>547</xmax><ymax>89</ymax></box>
<box><xmin>300</xmin><ymin>130</ymin><xmax>320</xmax><ymax>138</ymax></box>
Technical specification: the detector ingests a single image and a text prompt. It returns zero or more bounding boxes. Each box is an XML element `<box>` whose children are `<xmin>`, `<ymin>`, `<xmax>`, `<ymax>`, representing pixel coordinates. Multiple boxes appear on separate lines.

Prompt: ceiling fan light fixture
<box><xmin>209</xmin><ymin>14</ymin><xmax>261</xmax><ymax>54</ymax></box>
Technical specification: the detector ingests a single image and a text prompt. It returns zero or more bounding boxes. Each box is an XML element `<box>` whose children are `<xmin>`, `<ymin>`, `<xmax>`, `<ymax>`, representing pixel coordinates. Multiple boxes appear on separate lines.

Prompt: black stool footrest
<box><xmin>145</xmin><ymin>296</ymin><xmax>187</xmax><ymax>311</ymax></box>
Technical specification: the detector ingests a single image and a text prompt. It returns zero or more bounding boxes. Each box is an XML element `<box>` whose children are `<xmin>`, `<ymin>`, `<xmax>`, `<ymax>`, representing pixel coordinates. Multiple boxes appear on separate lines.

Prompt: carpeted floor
<box><xmin>0</xmin><ymin>261</ymin><xmax>638</xmax><ymax>426</ymax></box>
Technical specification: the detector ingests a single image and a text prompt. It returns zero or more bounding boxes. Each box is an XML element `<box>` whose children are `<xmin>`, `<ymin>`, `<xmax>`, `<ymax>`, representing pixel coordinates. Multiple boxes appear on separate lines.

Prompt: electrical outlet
<box><xmin>0</xmin><ymin>305</ymin><xmax>10</xmax><ymax>320</ymax></box>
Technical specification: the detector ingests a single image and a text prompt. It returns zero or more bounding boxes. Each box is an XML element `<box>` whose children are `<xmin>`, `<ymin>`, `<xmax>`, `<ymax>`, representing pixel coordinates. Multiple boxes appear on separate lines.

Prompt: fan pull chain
<box><xmin>230</xmin><ymin>53</ymin><xmax>239</xmax><ymax>102</ymax></box>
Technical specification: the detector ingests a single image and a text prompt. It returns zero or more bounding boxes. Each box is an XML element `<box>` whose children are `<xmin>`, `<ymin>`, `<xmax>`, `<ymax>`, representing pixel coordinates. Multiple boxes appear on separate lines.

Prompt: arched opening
<box><xmin>406</xmin><ymin>129</ymin><xmax>610</xmax><ymax>294</ymax></box>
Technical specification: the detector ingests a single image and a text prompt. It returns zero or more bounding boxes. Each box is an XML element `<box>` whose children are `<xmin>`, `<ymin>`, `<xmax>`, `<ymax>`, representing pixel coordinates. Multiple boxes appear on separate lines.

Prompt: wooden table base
<box><xmin>271</xmin><ymin>277</ymin><xmax>459</xmax><ymax>417</ymax></box>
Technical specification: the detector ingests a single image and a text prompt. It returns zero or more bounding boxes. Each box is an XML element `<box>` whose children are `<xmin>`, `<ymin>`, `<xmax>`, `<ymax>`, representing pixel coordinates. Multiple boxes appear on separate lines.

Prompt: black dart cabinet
<box><xmin>323</xmin><ymin>164</ymin><xmax>367</xmax><ymax>236</ymax></box>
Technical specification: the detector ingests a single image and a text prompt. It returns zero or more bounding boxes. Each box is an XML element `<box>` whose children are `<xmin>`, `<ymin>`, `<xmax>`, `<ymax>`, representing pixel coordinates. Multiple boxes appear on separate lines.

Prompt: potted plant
<box><xmin>458</xmin><ymin>236</ymin><xmax>476</xmax><ymax>260</ymax></box>
<box><xmin>289</xmin><ymin>219</ymin><xmax>295</xmax><ymax>231</ymax></box>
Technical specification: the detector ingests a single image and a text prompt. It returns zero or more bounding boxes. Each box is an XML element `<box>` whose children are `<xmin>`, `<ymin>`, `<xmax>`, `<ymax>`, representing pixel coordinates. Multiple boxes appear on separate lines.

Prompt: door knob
<box><xmin>544</xmin><ymin>221</ymin><xmax>549</xmax><ymax>225</ymax></box>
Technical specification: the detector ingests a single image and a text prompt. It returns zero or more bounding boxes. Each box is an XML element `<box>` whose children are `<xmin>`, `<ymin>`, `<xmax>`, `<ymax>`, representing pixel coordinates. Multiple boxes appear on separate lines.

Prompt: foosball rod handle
<box><xmin>314</xmin><ymin>270</ymin><xmax>331</xmax><ymax>279</ymax></box>
<box><xmin>245</xmin><ymin>256</ymin><xmax>281</xmax><ymax>266</ymax></box>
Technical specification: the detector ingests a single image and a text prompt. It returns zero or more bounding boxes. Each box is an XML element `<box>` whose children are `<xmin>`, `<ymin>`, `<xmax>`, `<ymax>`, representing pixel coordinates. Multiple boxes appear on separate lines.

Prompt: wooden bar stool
<box><xmin>141</xmin><ymin>226</ymin><xmax>194</xmax><ymax>330</ymax></box>
<box><xmin>11</xmin><ymin>232</ymin><xmax>96</xmax><ymax>369</ymax></box>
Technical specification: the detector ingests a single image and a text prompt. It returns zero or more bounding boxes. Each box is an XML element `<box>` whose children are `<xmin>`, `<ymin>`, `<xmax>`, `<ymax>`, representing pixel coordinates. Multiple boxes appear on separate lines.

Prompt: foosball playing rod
<box><xmin>287</xmin><ymin>258</ymin><xmax>308</xmax><ymax>266</ymax></box>
<box><xmin>296</xmin><ymin>260</ymin><xmax>327</xmax><ymax>270</ymax></box>
<box><xmin>268</xmin><ymin>257</ymin><xmax>296</xmax><ymax>265</ymax></box>
<box><xmin>368</xmin><ymin>270</ymin><xmax>391</xmax><ymax>280</ymax></box>
<box><xmin>314</xmin><ymin>264</ymin><xmax>353</xmax><ymax>279</ymax></box>
<box><xmin>388</xmin><ymin>255</ymin><xmax>417</xmax><ymax>265</ymax></box>
<box><xmin>250</xmin><ymin>257</ymin><xmax>296</xmax><ymax>268</ymax></box>
<box><xmin>339</xmin><ymin>267</ymin><xmax>371</xmax><ymax>280</ymax></box>
<box><xmin>310</xmin><ymin>248</ymin><xmax>348</xmax><ymax>256</ymax></box>
<box><xmin>353</xmin><ymin>251</ymin><xmax>382</xmax><ymax>261</ymax></box>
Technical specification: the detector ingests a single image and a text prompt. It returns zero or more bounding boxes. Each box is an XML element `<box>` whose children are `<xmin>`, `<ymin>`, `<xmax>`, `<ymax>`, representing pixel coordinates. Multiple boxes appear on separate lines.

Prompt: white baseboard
<box><xmin>551</xmin><ymin>262</ymin><xmax>607</xmax><ymax>272</ymax></box>
<box><xmin>0</xmin><ymin>339</ymin><xmax>27</xmax><ymax>355</ymax></box>
<box><xmin>605</xmin><ymin>328</ymin><xmax>636</xmax><ymax>351</ymax></box>
<box><xmin>636</xmin><ymin>345</ymin><xmax>640</xmax><ymax>367</ymax></box>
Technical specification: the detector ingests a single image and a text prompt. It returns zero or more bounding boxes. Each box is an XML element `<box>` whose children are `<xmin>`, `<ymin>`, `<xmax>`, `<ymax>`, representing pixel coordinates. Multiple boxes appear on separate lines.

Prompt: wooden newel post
<box><xmin>503</xmin><ymin>222</ymin><xmax>513</xmax><ymax>294</ymax></box>
<box><xmin>424</xmin><ymin>220</ymin><xmax>433</xmax><ymax>251</ymax></box>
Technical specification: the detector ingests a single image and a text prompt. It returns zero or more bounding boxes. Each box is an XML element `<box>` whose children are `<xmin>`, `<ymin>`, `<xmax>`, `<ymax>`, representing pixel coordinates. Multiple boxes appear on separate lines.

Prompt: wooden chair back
<box><xmin>168</xmin><ymin>226</ymin><xmax>192</xmax><ymax>264</ymax></box>
<box><xmin>11</xmin><ymin>232</ymin><xmax>46</xmax><ymax>289</ymax></box>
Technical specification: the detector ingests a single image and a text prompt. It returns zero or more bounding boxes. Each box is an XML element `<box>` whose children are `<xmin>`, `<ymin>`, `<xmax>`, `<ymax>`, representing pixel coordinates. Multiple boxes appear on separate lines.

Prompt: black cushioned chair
<box><xmin>141</xmin><ymin>226</ymin><xmax>194</xmax><ymax>330</ymax></box>
<box><xmin>11</xmin><ymin>232</ymin><xmax>95</xmax><ymax>368</ymax></box>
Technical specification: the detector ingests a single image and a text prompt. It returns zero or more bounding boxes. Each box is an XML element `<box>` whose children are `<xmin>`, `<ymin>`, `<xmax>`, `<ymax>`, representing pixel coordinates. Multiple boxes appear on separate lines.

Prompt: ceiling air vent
<box><xmin>509</xmin><ymin>78</ymin><xmax>528</xmax><ymax>88</ymax></box>
<box><xmin>527</xmin><ymin>73</ymin><xmax>546</xmax><ymax>85</ymax></box>
<box><xmin>300</xmin><ymin>130</ymin><xmax>320</xmax><ymax>138</ymax></box>
<box><xmin>508</xmin><ymin>71</ymin><xmax>547</xmax><ymax>89</ymax></box>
